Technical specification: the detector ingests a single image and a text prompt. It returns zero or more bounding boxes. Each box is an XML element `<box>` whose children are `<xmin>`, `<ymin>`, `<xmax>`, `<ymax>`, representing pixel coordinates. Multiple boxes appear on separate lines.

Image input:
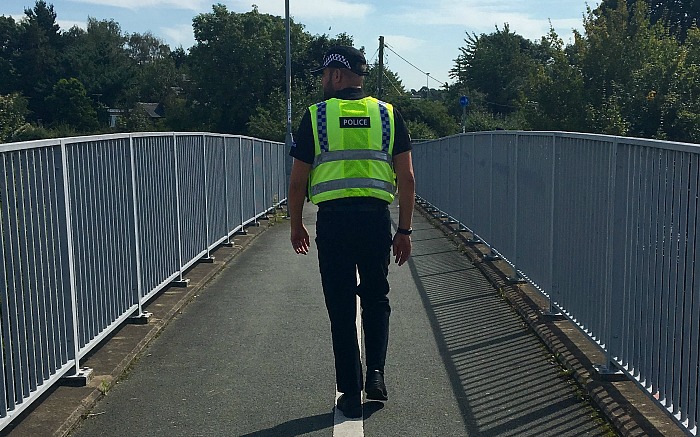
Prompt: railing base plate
<box><xmin>171</xmin><ymin>278</ymin><xmax>190</xmax><ymax>288</ymax></box>
<box><xmin>128</xmin><ymin>311</ymin><xmax>152</xmax><ymax>325</ymax></box>
<box><xmin>61</xmin><ymin>367</ymin><xmax>94</xmax><ymax>387</ymax></box>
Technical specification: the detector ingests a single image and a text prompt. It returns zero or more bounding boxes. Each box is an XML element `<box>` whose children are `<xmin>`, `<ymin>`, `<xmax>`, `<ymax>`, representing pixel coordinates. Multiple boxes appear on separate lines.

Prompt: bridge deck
<box><xmin>2</xmin><ymin>204</ymin><xmax>679</xmax><ymax>436</ymax></box>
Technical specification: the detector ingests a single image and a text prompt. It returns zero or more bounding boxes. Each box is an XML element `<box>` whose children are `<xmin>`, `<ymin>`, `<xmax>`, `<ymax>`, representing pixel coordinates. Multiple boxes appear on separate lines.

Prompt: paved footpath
<box><xmin>67</xmin><ymin>203</ymin><xmax>613</xmax><ymax>437</ymax></box>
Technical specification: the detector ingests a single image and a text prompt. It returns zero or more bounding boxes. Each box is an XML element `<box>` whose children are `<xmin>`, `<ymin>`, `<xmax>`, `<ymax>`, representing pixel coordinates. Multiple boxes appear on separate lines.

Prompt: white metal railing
<box><xmin>0</xmin><ymin>132</ymin><xmax>287</xmax><ymax>430</ymax></box>
<box><xmin>414</xmin><ymin>131</ymin><xmax>700</xmax><ymax>436</ymax></box>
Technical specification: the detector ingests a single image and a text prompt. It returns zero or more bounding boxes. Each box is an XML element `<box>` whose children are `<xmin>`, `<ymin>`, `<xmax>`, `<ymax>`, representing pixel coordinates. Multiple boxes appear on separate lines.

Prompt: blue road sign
<box><xmin>460</xmin><ymin>96</ymin><xmax>469</xmax><ymax>107</ymax></box>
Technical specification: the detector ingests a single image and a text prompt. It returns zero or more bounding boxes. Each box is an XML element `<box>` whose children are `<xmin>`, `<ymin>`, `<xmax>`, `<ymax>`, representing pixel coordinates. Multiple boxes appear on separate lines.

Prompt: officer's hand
<box><xmin>291</xmin><ymin>224</ymin><xmax>310</xmax><ymax>255</ymax></box>
<box><xmin>392</xmin><ymin>233</ymin><xmax>412</xmax><ymax>266</ymax></box>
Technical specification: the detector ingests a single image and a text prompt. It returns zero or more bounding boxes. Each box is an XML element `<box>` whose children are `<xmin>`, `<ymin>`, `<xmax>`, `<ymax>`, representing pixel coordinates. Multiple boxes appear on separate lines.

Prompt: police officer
<box><xmin>288</xmin><ymin>46</ymin><xmax>415</xmax><ymax>418</ymax></box>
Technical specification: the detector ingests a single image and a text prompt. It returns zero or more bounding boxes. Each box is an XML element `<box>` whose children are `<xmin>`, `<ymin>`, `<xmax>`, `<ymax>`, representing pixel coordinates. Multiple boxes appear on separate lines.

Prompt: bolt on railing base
<box><xmin>61</xmin><ymin>367</ymin><xmax>94</xmax><ymax>387</ymax></box>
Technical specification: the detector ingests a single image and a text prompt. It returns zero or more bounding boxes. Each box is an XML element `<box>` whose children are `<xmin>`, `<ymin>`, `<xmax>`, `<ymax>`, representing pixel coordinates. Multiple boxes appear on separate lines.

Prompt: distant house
<box><xmin>107</xmin><ymin>103</ymin><xmax>165</xmax><ymax>128</ymax></box>
<box><xmin>107</xmin><ymin>108</ymin><xmax>126</xmax><ymax>128</ymax></box>
<box><xmin>137</xmin><ymin>102</ymin><xmax>165</xmax><ymax>120</ymax></box>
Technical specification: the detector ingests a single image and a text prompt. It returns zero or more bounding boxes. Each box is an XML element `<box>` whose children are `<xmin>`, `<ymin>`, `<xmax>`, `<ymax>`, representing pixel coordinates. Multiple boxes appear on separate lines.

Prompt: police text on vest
<box><xmin>339</xmin><ymin>117</ymin><xmax>371</xmax><ymax>128</ymax></box>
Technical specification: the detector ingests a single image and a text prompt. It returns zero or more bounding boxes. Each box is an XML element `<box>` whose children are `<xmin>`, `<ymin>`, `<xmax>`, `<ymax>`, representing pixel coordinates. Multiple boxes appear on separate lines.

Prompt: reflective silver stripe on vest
<box><xmin>312</xmin><ymin>149</ymin><xmax>392</xmax><ymax>169</ymax></box>
<box><xmin>310</xmin><ymin>178</ymin><xmax>396</xmax><ymax>197</ymax></box>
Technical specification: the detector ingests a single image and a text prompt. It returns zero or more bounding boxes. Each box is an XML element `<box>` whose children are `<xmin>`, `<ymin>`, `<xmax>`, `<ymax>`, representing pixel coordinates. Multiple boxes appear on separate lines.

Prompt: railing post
<box><xmin>127</xmin><ymin>135</ymin><xmax>150</xmax><ymax>323</ymax></box>
<box><xmin>546</xmin><ymin>133</ymin><xmax>562</xmax><ymax>317</ymax></box>
<box><xmin>237</xmin><ymin>137</ymin><xmax>247</xmax><ymax>235</ymax></box>
<box><xmin>59</xmin><ymin>139</ymin><xmax>92</xmax><ymax>383</ymax></box>
<box><xmin>508</xmin><ymin>132</ymin><xmax>525</xmax><ymax>283</ymax></box>
<box><xmin>595</xmin><ymin>138</ymin><xmax>625</xmax><ymax>380</ymax></box>
<box><xmin>483</xmin><ymin>132</ymin><xmax>499</xmax><ymax>261</ymax></box>
<box><xmin>223</xmin><ymin>136</ymin><xmax>233</xmax><ymax>245</ymax></box>
<box><xmin>171</xmin><ymin>134</ymin><xmax>189</xmax><ymax>287</ymax></box>
<box><xmin>201</xmin><ymin>134</ymin><xmax>214</xmax><ymax>262</ymax></box>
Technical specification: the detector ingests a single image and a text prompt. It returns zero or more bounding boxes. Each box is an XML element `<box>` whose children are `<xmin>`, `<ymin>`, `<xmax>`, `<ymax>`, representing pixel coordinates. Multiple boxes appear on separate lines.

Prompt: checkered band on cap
<box><xmin>323</xmin><ymin>53</ymin><xmax>352</xmax><ymax>70</ymax></box>
<box><xmin>316</xmin><ymin>102</ymin><xmax>329</xmax><ymax>152</ymax></box>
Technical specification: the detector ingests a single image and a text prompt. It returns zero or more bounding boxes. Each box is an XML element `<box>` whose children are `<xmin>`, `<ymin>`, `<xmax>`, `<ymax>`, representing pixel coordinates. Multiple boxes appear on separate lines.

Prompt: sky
<box><xmin>2</xmin><ymin>0</ymin><xmax>599</xmax><ymax>92</ymax></box>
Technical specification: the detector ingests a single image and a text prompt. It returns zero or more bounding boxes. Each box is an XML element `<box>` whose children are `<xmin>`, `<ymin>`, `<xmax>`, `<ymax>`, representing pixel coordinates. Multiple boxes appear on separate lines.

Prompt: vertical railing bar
<box><xmin>671</xmin><ymin>151</ymin><xmax>689</xmax><ymax>416</ymax></box>
<box><xmin>223</xmin><ymin>137</ymin><xmax>231</xmax><ymax>242</ymax></box>
<box><xmin>25</xmin><ymin>149</ymin><xmax>43</xmax><ymax>389</ymax></box>
<box><xmin>202</xmin><ymin>134</ymin><xmax>212</xmax><ymax>258</ymax></box>
<box><xmin>16</xmin><ymin>150</ymin><xmax>34</xmax><ymax>396</ymax></box>
<box><xmin>548</xmin><ymin>133</ymin><xmax>557</xmax><ymax>314</ymax></box>
<box><xmin>681</xmin><ymin>154</ymin><xmax>699</xmax><ymax>426</ymax></box>
<box><xmin>93</xmin><ymin>141</ymin><xmax>108</xmax><ymax>332</ymax></box>
<box><xmin>0</xmin><ymin>153</ymin><xmax>13</xmax><ymax>415</ymax></box>
<box><xmin>59</xmin><ymin>139</ymin><xmax>81</xmax><ymax>375</ymax></box>
<box><xmin>239</xmin><ymin>137</ymin><xmax>245</xmax><ymax>232</ymax></box>
<box><xmin>602</xmin><ymin>139</ymin><xmax>618</xmax><ymax>372</ymax></box>
<box><xmin>32</xmin><ymin>148</ymin><xmax>51</xmax><ymax>380</ymax></box>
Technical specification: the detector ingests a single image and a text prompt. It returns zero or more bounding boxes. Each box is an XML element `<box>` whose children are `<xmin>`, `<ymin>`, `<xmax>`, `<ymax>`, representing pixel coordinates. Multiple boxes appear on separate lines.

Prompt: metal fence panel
<box><xmin>133</xmin><ymin>136</ymin><xmax>179</xmax><ymax>296</ymax></box>
<box><xmin>206</xmin><ymin>136</ymin><xmax>227</xmax><ymax>247</ymax></box>
<box><xmin>225</xmin><ymin>137</ymin><xmax>243</xmax><ymax>233</ymax></box>
<box><xmin>0</xmin><ymin>133</ymin><xmax>285</xmax><ymax>429</ymax></box>
<box><xmin>64</xmin><ymin>138</ymin><xmax>137</xmax><ymax>352</ymax></box>
<box><xmin>415</xmin><ymin>131</ymin><xmax>700</xmax><ymax>435</ymax></box>
<box><xmin>240</xmin><ymin>138</ymin><xmax>255</xmax><ymax>224</ymax></box>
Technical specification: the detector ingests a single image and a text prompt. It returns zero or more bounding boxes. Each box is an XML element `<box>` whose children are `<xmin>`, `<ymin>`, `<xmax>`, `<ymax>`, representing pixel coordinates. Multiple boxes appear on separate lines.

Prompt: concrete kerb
<box><xmin>415</xmin><ymin>203</ymin><xmax>687</xmax><ymax>437</ymax></box>
<box><xmin>51</xmin><ymin>212</ymin><xmax>281</xmax><ymax>437</ymax></box>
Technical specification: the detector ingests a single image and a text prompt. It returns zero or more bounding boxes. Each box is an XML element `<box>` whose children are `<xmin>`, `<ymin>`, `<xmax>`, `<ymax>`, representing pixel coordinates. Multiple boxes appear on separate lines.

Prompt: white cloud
<box><xmin>396</xmin><ymin>0</ymin><xmax>584</xmax><ymax>42</ymax></box>
<box><xmin>69</xmin><ymin>0</ymin><xmax>208</xmax><ymax>11</ymax></box>
<box><xmin>57</xmin><ymin>19</ymin><xmax>87</xmax><ymax>31</ymax></box>
<box><xmin>160</xmin><ymin>24</ymin><xmax>194</xmax><ymax>48</ymax></box>
<box><xmin>229</xmin><ymin>0</ymin><xmax>374</xmax><ymax>20</ymax></box>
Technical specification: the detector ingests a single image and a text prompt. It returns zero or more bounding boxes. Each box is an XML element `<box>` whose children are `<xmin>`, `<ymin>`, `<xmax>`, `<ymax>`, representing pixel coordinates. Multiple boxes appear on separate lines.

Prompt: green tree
<box><xmin>523</xmin><ymin>28</ymin><xmax>587</xmax><ymax>131</ymax></box>
<box><xmin>665</xmin><ymin>26</ymin><xmax>700</xmax><ymax>142</ymax></box>
<box><xmin>126</xmin><ymin>32</ymin><xmax>179</xmax><ymax>103</ymax></box>
<box><xmin>0</xmin><ymin>16</ymin><xmax>20</xmax><ymax>95</ymax></box>
<box><xmin>45</xmin><ymin>77</ymin><xmax>98</xmax><ymax>131</ymax></box>
<box><xmin>188</xmin><ymin>5</ymin><xmax>293</xmax><ymax>133</ymax></box>
<box><xmin>63</xmin><ymin>18</ymin><xmax>135</xmax><ymax>109</ymax></box>
<box><xmin>453</xmin><ymin>24</ymin><xmax>540</xmax><ymax>115</ymax></box>
<box><xmin>0</xmin><ymin>92</ymin><xmax>29</xmax><ymax>142</ymax></box>
<box><xmin>14</xmin><ymin>0</ymin><xmax>65</xmax><ymax>123</ymax></box>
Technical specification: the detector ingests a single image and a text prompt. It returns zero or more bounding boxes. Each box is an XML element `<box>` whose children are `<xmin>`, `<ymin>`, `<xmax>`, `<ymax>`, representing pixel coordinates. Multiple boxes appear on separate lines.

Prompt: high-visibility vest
<box><xmin>308</xmin><ymin>96</ymin><xmax>396</xmax><ymax>204</ymax></box>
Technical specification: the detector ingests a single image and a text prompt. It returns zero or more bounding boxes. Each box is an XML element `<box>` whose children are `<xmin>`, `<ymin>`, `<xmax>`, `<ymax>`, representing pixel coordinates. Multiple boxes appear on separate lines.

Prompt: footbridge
<box><xmin>0</xmin><ymin>131</ymin><xmax>695</xmax><ymax>436</ymax></box>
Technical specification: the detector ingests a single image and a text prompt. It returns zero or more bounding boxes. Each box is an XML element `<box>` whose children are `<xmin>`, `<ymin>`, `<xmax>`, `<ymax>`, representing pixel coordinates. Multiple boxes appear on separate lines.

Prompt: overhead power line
<box><xmin>383</xmin><ymin>42</ymin><xmax>448</xmax><ymax>87</ymax></box>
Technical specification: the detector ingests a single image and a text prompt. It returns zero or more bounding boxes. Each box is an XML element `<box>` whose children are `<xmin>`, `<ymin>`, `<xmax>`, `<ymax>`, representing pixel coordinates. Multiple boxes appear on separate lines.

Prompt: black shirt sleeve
<box><xmin>392</xmin><ymin>108</ymin><xmax>412</xmax><ymax>156</ymax></box>
<box><xmin>289</xmin><ymin>109</ymin><xmax>315</xmax><ymax>164</ymax></box>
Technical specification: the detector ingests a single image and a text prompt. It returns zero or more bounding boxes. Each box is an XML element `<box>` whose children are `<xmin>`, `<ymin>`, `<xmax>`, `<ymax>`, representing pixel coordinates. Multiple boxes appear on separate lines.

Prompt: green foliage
<box><xmin>46</xmin><ymin>78</ymin><xmax>98</xmax><ymax>131</ymax></box>
<box><xmin>454</xmin><ymin>24</ymin><xmax>539</xmax><ymax>115</ymax></box>
<box><xmin>393</xmin><ymin>96</ymin><xmax>460</xmax><ymax>138</ymax></box>
<box><xmin>0</xmin><ymin>93</ymin><xmax>29</xmax><ymax>142</ymax></box>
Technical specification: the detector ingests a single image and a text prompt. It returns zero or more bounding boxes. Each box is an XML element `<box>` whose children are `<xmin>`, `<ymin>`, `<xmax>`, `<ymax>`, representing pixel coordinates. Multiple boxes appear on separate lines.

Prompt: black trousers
<box><xmin>315</xmin><ymin>207</ymin><xmax>392</xmax><ymax>394</ymax></box>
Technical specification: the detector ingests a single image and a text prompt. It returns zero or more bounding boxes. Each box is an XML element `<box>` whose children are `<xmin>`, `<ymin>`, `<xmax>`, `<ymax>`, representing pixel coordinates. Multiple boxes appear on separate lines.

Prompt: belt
<box><xmin>318</xmin><ymin>204</ymin><xmax>388</xmax><ymax>213</ymax></box>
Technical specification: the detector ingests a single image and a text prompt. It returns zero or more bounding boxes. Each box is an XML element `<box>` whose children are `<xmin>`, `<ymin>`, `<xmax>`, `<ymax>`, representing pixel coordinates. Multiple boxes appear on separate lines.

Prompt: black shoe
<box><xmin>365</xmin><ymin>370</ymin><xmax>388</xmax><ymax>401</ymax></box>
<box><xmin>336</xmin><ymin>393</ymin><xmax>362</xmax><ymax>418</ymax></box>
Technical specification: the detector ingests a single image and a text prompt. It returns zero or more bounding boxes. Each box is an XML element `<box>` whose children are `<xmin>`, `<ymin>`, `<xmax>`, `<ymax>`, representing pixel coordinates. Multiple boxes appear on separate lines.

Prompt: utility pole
<box><xmin>426</xmin><ymin>72</ymin><xmax>430</xmax><ymax>99</ymax></box>
<box><xmin>378</xmin><ymin>36</ymin><xmax>384</xmax><ymax>99</ymax></box>
<box><xmin>284</xmin><ymin>0</ymin><xmax>293</xmax><ymax>216</ymax></box>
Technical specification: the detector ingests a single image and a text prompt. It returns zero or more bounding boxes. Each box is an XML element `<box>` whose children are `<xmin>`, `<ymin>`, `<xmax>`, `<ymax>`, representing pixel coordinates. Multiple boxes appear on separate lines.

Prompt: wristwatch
<box><xmin>396</xmin><ymin>227</ymin><xmax>412</xmax><ymax>236</ymax></box>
